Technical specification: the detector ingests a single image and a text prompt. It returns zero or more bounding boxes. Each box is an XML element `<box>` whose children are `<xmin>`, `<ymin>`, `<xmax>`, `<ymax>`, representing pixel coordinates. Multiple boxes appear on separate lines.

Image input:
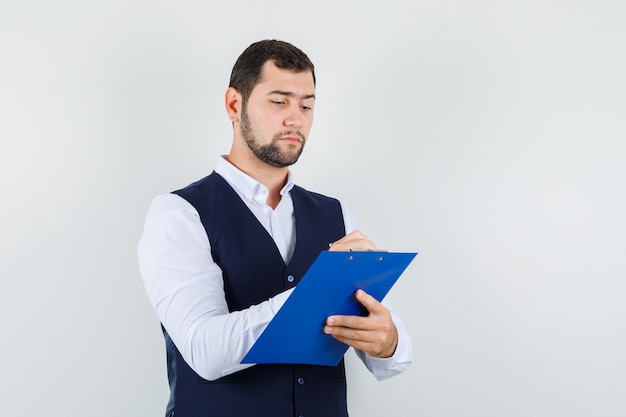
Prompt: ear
<box><xmin>225</xmin><ymin>87</ymin><xmax>242</xmax><ymax>123</ymax></box>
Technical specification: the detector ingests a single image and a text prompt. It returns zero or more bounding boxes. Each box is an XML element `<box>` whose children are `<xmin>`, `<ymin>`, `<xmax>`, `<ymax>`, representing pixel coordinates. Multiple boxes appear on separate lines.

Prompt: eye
<box><xmin>301</xmin><ymin>105</ymin><xmax>312</xmax><ymax>111</ymax></box>
<box><xmin>271</xmin><ymin>100</ymin><xmax>285</xmax><ymax>105</ymax></box>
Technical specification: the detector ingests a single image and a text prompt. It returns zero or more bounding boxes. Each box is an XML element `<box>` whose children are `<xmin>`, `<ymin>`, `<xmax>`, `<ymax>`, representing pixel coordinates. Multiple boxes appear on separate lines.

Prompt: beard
<box><xmin>240</xmin><ymin>107</ymin><xmax>306</xmax><ymax>168</ymax></box>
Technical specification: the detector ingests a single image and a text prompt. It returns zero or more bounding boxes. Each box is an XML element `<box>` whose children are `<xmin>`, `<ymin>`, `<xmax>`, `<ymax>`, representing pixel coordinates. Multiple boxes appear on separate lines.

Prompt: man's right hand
<box><xmin>328</xmin><ymin>230</ymin><xmax>378</xmax><ymax>252</ymax></box>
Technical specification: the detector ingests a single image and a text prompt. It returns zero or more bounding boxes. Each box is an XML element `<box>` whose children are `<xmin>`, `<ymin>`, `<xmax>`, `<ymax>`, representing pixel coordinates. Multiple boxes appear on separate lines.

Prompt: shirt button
<box><xmin>287</xmin><ymin>275</ymin><xmax>295</xmax><ymax>283</ymax></box>
<box><xmin>297</xmin><ymin>377</ymin><xmax>305</xmax><ymax>385</ymax></box>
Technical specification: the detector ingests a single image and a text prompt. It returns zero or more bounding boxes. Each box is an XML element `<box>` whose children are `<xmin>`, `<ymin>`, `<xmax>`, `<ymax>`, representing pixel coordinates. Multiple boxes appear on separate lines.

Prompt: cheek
<box><xmin>302</xmin><ymin>114</ymin><xmax>314</xmax><ymax>134</ymax></box>
<box><xmin>247</xmin><ymin>110</ymin><xmax>274</xmax><ymax>131</ymax></box>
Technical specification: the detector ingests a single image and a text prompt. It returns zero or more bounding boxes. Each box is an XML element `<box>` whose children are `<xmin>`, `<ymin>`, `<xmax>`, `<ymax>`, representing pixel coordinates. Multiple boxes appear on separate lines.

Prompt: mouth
<box><xmin>276</xmin><ymin>130</ymin><xmax>305</xmax><ymax>144</ymax></box>
<box><xmin>280</xmin><ymin>136</ymin><xmax>302</xmax><ymax>144</ymax></box>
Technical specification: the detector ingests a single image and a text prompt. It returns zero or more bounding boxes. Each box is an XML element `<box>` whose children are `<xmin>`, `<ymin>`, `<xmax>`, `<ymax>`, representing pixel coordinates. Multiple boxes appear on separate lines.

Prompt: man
<box><xmin>138</xmin><ymin>39</ymin><xmax>411</xmax><ymax>417</ymax></box>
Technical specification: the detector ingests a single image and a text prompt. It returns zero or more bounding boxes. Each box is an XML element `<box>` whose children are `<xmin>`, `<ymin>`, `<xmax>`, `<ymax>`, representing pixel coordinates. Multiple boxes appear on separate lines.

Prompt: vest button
<box><xmin>297</xmin><ymin>377</ymin><xmax>305</xmax><ymax>385</ymax></box>
<box><xmin>287</xmin><ymin>274</ymin><xmax>295</xmax><ymax>283</ymax></box>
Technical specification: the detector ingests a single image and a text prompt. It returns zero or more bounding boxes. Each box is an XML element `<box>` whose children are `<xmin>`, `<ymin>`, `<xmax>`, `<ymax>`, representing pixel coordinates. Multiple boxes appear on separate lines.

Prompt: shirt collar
<box><xmin>214</xmin><ymin>156</ymin><xmax>295</xmax><ymax>204</ymax></box>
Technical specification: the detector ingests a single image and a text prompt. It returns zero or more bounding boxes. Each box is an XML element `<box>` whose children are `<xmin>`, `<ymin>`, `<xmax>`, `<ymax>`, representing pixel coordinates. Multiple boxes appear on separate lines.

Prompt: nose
<box><xmin>284</xmin><ymin>106</ymin><xmax>305</xmax><ymax>129</ymax></box>
<box><xmin>284</xmin><ymin>116</ymin><xmax>303</xmax><ymax>129</ymax></box>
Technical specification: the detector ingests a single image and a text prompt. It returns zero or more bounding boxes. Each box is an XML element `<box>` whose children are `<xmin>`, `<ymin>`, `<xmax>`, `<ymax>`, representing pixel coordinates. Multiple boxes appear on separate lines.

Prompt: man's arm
<box><xmin>137</xmin><ymin>194</ymin><xmax>292</xmax><ymax>381</ymax></box>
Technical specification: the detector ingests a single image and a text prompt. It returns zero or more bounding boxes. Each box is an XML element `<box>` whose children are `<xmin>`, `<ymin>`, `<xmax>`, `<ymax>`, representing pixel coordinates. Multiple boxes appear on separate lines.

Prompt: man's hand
<box><xmin>323</xmin><ymin>289</ymin><xmax>399</xmax><ymax>358</ymax></box>
<box><xmin>328</xmin><ymin>230</ymin><xmax>378</xmax><ymax>252</ymax></box>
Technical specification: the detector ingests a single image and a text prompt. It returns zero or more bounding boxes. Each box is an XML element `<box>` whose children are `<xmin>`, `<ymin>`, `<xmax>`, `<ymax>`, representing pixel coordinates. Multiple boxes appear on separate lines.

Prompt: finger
<box><xmin>325</xmin><ymin>314</ymin><xmax>369</xmax><ymax>330</ymax></box>
<box><xmin>324</xmin><ymin>292</ymin><xmax>386</xmax><ymax>330</ymax></box>
<box><xmin>323</xmin><ymin>320</ymin><xmax>374</xmax><ymax>346</ymax></box>
<box><xmin>327</xmin><ymin>330</ymin><xmax>376</xmax><ymax>351</ymax></box>
<box><xmin>324</xmin><ymin>322</ymin><xmax>396</xmax><ymax>358</ymax></box>
<box><xmin>328</xmin><ymin>231</ymin><xmax>377</xmax><ymax>252</ymax></box>
<box><xmin>354</xmin><ymin>289</ymin><xmax>386</xmax><ymax>315</ymax></box>
<box><xmin>330</xmin><ymin>230</ymin><xmax>369</xmax><ymax>246</ymax></box>
<box><xmin>344</xmin><ymin>230</ymin><xmax>367</xmax><ymax>240</ymax></box>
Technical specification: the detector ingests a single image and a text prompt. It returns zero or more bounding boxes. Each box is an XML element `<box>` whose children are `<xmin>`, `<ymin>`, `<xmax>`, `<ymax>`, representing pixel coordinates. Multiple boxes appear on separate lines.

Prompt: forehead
<box><xmin>253</xmin><ymin>61</ymin><xmax>315</xmax><ymax>95</ymax></box>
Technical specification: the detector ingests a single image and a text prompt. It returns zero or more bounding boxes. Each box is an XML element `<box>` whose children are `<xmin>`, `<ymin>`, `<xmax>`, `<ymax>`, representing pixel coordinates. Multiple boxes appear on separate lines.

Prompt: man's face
<box><xmin>239</xmin><ymin>61</ymin><xmax>315</xmax><ymax>168</ymax></box>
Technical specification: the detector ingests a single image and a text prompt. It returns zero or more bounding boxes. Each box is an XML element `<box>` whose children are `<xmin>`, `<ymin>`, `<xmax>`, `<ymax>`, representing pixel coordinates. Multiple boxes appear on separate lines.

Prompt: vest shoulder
<box><xmin>172</xmin><ymin>172</ymin><xmax>221</xmax><ymax>195</ymax></box>
<box><xmin>171</xmin><ymin>173</ymin><xmax>230</xmax><ymax>214</ymax></box>
<box><xmin>291</xmin><ymin>184</ymin><xmax>341</xmax><ymax>206</ymax></box>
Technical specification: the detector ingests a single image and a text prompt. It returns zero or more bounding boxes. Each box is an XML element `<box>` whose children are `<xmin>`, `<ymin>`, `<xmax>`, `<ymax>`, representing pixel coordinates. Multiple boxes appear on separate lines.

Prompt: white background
<box><xmin>1</xmin><ymin>1</ymin><xmax>625</xmax><ymax>416</ymax></box>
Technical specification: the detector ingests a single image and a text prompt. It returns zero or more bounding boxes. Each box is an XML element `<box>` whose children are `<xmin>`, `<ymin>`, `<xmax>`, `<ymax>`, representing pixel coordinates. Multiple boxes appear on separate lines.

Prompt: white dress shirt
<box><xmin>137</xmin><ymin>156</ymin><xmax>412</xmax><ymax>381</ymax></box>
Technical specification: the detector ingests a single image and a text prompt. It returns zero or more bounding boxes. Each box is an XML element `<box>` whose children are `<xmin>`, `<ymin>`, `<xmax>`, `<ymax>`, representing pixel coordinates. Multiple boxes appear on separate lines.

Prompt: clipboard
<box><xmin>241</xmin><ymin>250</ymin><xmax>417</xmax><ymax>366</ymax></box>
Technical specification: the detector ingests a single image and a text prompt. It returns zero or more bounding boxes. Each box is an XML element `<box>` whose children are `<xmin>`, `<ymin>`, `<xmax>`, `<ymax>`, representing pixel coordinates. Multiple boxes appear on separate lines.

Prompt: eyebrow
<box><xmin>267</xmin><ymin>90</ymin><xmax>316</xmax><ymax>100</ymax></box>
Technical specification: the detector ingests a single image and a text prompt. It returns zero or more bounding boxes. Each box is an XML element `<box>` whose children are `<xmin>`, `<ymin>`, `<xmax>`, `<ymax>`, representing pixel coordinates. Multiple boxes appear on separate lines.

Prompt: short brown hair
<box><xmin>229</xmin><ymin>39</ymin><xmax>315</xmax><ymax>104</ymax></box>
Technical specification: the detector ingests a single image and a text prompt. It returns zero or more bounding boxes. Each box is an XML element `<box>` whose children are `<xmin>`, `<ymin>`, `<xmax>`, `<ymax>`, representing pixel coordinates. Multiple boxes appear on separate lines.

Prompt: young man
<box><xmin>138</xmin><ymin>39</ymin><xmax>412</xmax><ymax>417</ymax></box>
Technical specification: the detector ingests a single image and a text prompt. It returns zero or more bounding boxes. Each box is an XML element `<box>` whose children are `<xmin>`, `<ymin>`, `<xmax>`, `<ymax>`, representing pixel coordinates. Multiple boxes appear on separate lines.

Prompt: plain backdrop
<box><xmin>1</xmin><ymin>1</ymin><xmax>625</xmax><ymax>416</ymax></box>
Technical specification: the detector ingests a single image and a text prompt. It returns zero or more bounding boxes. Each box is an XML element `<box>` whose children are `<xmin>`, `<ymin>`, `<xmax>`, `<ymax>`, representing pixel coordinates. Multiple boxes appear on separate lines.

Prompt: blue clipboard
<box><xmin>241</xmin><ymin>250</ymin><xmax>417</xmax><ymax>366</ymax></box>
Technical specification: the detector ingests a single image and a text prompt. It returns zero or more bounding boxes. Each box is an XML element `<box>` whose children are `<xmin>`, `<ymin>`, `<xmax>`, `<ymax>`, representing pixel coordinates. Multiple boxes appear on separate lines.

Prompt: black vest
<box><xmin>164</xmin><ymin>172</ymin><xmax>348</xmax><ymax>417</ymax></box>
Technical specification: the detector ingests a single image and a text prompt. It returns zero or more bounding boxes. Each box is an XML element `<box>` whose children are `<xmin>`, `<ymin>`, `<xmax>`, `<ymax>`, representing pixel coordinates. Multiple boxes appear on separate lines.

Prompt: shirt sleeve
<box><xmin>137</xmin><ymin>194</ymin><xmax>293</xmax><ymax>381</ymax></box>
<box><xmin>339</xmin><ymin>201</ymin><xmax>413</xmax><ymax>381</ymax></box>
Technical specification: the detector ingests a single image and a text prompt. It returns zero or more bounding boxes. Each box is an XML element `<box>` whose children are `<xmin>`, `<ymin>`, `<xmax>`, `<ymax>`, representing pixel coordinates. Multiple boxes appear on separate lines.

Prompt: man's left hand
<box><xmin>323</xmin><ymin>289</ymin><xmax>398</xmax><ymax>358</ymax></box>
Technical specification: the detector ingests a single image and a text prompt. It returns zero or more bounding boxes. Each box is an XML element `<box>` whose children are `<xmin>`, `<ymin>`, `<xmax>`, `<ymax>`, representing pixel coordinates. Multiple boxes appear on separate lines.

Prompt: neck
<box><xmin>225</xmin><ymin>152</ymin><xmax>289</xmax><ymax>210</ymax></box>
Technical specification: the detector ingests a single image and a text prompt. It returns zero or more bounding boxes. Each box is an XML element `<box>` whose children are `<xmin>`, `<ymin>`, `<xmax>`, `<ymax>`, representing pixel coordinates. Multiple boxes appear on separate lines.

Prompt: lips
<box><xmin>276</xmin><ymin>131</ymin><xmax>305</xmax><ymax>144</ymax></box>
<box><xmin>280</xmin><ymin>136</ymin><xmax>302</xmax><ymax>144</ymax></box>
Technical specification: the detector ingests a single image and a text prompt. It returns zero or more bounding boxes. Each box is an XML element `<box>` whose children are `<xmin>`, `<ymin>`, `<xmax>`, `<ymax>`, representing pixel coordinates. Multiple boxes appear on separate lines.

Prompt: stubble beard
<box><xmin>240</xmin><ymin>107</ymin><xmax>305</xmax><ymax>168</ymax></box>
